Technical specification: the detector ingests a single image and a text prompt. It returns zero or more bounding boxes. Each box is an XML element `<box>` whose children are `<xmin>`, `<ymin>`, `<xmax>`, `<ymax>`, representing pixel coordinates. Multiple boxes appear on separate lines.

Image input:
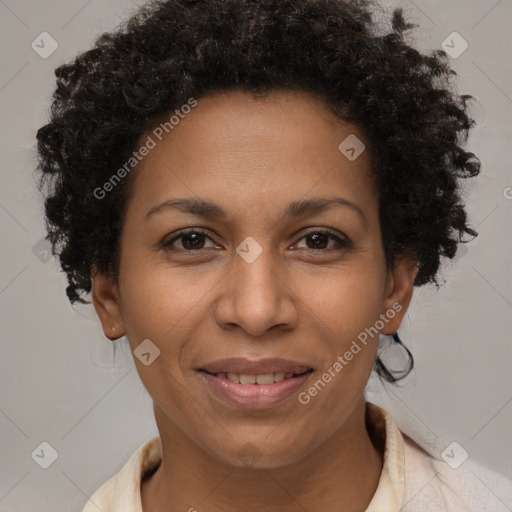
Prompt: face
<box><xmin>92</xmin><ymin>90</ymin><xmax>417</xmax><ymax>468</ymax></box>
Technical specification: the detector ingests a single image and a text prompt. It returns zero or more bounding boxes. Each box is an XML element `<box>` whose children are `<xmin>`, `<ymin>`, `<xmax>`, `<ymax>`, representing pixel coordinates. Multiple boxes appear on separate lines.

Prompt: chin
<box><xmin>202</xmin><ymin>435</ymin><xmax>312</xmax><ymax>470</ymax></box>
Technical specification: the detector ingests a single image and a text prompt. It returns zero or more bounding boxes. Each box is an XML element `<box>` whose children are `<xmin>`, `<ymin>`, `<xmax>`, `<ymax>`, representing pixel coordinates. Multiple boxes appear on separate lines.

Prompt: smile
<box><xmin>205</xmin><ymin>371</ymin><xmax>306</xmax><ymax>384</ymax></box>
<box><xmin>197</xmin><ymin>365</ymin><xmax>314</xmax><ymax>409</ymax></box>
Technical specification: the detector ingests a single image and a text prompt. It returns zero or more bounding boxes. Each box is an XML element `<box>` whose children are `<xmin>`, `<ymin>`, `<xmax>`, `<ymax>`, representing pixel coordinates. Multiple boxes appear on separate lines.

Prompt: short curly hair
<box><xmin>35</xmin><ymin>0</ymin><xmax>480</xmax><ymax>380</ymax></box>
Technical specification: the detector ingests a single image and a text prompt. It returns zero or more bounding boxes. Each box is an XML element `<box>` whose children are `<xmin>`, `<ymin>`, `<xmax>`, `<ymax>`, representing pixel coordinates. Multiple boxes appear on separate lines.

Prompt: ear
<box><xmin>380</xmin><ymin>255</ymin><xmax>419</xmax><ymax>335</ymax></box>
<box><xmin>91</xmin><ymin>268</ymin><xmax>125</xmax><ymax>340</ymax></box>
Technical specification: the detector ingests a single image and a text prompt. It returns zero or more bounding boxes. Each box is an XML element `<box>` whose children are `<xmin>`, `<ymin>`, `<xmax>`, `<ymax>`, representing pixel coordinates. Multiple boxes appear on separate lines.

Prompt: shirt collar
<box><xmin>365</xmin><ymin>402</ymin><xmax>405</xmax><ymax>511</ymax></box>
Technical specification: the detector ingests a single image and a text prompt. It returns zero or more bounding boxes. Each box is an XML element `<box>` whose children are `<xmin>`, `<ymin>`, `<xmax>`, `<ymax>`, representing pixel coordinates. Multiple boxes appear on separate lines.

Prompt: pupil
<box><xmin>183</xmin><ymin>233</ymin><xmax>204</xmax><ymax>250</ymax></box>
<box><xmin>308</xmin><ymin>233</ymin><xmax>327</xmax><ymax>249</ymax></box>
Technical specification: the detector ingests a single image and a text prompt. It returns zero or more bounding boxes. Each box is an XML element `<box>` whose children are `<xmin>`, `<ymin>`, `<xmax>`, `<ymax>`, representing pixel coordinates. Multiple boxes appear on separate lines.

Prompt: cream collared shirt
<box><xmin>82</xmin><ymin>404</ymin><xmax>512</xmax><ymax>512</ymax></box>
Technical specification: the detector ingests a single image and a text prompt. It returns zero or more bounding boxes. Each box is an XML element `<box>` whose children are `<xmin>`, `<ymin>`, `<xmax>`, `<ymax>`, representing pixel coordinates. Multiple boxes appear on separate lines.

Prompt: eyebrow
<box><xmin>145</xmin><ymin>196</ymin><xmax>367</xmax><ymax>225</ymax></box>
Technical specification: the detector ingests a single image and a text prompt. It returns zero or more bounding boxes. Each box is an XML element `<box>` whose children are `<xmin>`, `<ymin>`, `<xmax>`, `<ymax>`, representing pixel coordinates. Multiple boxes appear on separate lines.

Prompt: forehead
<box><xmin>126</xmin><ymin>90</ymin><xmax>377</xmax><ymax>221</ymax></box>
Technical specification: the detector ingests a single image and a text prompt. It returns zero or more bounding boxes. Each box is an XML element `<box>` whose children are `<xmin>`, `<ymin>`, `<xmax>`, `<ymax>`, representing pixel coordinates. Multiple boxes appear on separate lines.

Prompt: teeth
<box><xmin>256</xmin><ymin>373</ymin><xmax>274</xmax><ymax>384</ymax></box>
<box><xmin>239</xmin><ymin>374</ymin><xmax>256</xmax><ymax>384</ymax></box>
<box><xmin>217</xmin><ymin>371</ymin><xmax>295</xmax><ymax>384</ymax></box>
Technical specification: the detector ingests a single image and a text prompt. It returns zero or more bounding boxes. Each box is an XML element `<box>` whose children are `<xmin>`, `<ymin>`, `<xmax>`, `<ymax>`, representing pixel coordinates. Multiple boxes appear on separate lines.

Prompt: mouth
<box><xmin>199</xmin><ymin>369</ymin><xmax>313</xmax><ymax>384</ymax></box>
<box><xmin>196</xmin><ymin>358</ymin><xmax>314</xmax><ymax>409</ymax></box>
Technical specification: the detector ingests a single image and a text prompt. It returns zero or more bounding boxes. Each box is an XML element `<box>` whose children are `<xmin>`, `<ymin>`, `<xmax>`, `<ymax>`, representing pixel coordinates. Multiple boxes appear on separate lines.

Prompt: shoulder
<box><xmin>402</xmin><ymin>434</ymin><xmax>512</xmax><ymax>512</ymax></box>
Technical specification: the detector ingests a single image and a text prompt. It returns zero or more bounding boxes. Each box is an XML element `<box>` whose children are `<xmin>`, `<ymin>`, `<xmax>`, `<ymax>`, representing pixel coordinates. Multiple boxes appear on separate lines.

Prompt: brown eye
<box><xmin>178</xmin><ymin>232</ymin><xmax>206</xmax><ymax>250</ymax></box>
<box><xmin>304</xmin><ymin>232</ymin><xmax>330</xmax><ymax>249</ymax></box>
<box><xmin>161</xmin><ymin>228</ymin><xmax>350</xmax><ymax>255</ymax></box>
<box><xmin>295</xmin><ymin>230</ymin><xmax>350</xmax><ymax>252</ymax></box>
<box><xmin>162</xmin><ymin>229</ymin><xmax>217</xmax><ymax>251</ymax></box>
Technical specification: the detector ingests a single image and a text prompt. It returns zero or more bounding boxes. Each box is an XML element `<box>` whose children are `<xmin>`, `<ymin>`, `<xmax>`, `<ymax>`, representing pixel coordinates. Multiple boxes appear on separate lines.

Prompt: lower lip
<box><xmin>198</xmin><ymin>371</ymin><xmax>313</xmax><ymax>409</ymax></box>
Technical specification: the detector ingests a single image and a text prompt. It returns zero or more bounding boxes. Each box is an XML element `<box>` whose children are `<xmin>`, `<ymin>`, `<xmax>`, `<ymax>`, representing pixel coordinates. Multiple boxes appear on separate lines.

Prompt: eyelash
<box><xmin>161</xmin><ymin>228</ymin><xmax>351</xmax><ymax>254</ymax></box>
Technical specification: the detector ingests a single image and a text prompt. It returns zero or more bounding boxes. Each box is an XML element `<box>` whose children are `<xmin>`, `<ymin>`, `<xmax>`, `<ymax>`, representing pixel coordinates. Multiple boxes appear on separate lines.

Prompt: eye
<box><xmin>161</xmin><ymin>228</ymin><xmax>351</xmax><ymax>254</ymax></box>
<box><xmin>294</xmin><ymin>229</ymin><xmax>351</xmax><ymax>252</ymax></box>
<box><xmin>162</xmin><ymin>229</ymin><xmax>218</xmax><ymax>251</ymax></box>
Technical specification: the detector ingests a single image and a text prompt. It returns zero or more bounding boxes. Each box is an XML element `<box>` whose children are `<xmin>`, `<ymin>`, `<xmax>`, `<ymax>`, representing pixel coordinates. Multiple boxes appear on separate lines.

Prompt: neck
<box><xmin>142</xmin><ymin>399</ymin><xmax>383</xmax><ymax>512</ymax></box>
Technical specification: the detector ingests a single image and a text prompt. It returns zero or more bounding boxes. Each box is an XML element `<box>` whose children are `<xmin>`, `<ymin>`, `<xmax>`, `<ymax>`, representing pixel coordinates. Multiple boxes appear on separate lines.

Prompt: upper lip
<box><xmin>198</xmin><ymin>358</ymin><xmax>313</xmax><ymax>375</ymax></box>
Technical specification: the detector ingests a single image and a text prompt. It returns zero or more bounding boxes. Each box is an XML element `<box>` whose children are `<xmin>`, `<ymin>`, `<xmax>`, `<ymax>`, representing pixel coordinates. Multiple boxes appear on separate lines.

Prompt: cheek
<box><xmin>298</xmin><ymin>263</ymin><xmax>385</xmax><ymax>341</ymax></box>
<box><xmin>117</xmin><ymin>259</ymin><xmax>206</xmax><ymax>413</ymax></box>
<box><xmin>118</xmin><ymin>252</ymin><xmax>217</xmax><ymax>340</ymax></box>
<box><xmin>296</xmin><ymin>266</ymin><xmax>384</xmax><ymax>388</ymax></box>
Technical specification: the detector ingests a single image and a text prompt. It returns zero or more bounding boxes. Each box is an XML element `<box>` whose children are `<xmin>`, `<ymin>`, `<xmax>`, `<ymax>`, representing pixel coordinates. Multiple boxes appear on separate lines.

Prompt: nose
<box><xmin>213</xmin><ymin>242</ymin><xmax>299</xmax><ymax>337</ymax></box>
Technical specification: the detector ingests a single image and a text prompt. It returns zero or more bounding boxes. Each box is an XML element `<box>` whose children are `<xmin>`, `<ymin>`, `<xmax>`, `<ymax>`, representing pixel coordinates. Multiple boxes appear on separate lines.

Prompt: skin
<box><xmin>92</xmin><ymin>90</ymin><xmax>418</xmax><ymax>512</ymax></box>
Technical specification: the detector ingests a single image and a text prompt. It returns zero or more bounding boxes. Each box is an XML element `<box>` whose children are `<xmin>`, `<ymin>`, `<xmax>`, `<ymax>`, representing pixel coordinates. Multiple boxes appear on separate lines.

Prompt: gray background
<box><xmin>0</xmin><ymin>0</ymin><xmax>511</xmax><ymax>510</ymax></box>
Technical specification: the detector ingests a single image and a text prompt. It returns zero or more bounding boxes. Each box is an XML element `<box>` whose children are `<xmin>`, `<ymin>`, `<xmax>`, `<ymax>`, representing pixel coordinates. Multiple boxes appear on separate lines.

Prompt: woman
<box><xmin>35</xmin><ymin>0</ymin><xmax>511</xmax><ymax>510</ymax></box>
